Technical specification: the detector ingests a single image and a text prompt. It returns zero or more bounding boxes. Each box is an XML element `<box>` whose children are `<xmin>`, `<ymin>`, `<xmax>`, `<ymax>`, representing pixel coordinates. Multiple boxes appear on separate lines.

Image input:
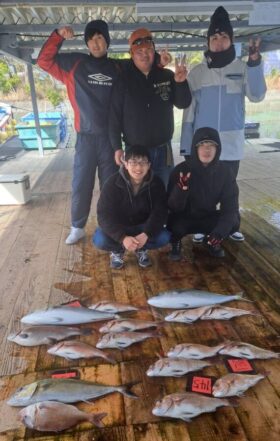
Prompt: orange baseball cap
<box><xmin>128</xmin><ymin>28</ymin><xmax>154</xmax><ymax>52</ymax></box>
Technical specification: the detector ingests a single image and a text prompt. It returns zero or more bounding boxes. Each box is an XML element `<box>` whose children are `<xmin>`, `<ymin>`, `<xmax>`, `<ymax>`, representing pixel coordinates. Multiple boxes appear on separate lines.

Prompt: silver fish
<box><xmin>201</xmin><ymin>306</ymin><xmax>260</xmax><ymax>321</ymax></box>
<box><xmin>219</xmin><ymin>341</ymin><xmax>280</xmax><ymax>359</ymax></box>
<box><xmin>212</xmin><ymin>373</ymin><xmax>266</xmax><ymax>397</ymax></box>
<box><xmin>99</xmin><ymin>318</ymin><xmax>161</xmax><ymax>333</ymax></box>
<box><xmin>167</xmin><ymin>343</ymin><xmax>225</xmax><ymax>360</ymax></box>
<box><xmin>47</xmin><ymin>340</ymin><xmax>116</xmax><ymax>364</ymax></box>
<box><xmin>165</xmin><ymin>306</ymin><xmax>211</xmax><ymax>323</ymax></box>
<box><xmin>7</xmin><ymin>378</ymin><xmax>139</xmax><ymax>407</ymax></box>
<box><xmin>7</xmin><ymin>326</ymin><xmax>90</xmax><ymax>347</ymax></box>
<box><xmin>19</xmin><ymin>401</ymin><xmax>107</xmax><ymax>431</ymax></box>
<box><xmin>148</xmin><ymin>289</ymin><xmax>245</xmax><ymax>309</ymax></box>
<box><xmin>89</xmin><ymin>300</ymin><xmax>139</xmax><ymax>313</ymax></box>
<box><xmin>96</xmin><ymin>330</ymin><xmax>160</xmax><ymax>349</ymax></box>
<box><xmin>21</xmin><ymin>306</ymin><xmax>118</xmax><ymax>326</ymax></box>
<box><xmin>146</xmin><ymin>358</ymin><xmax>211</xmax><ymax>377</ymax></box>
<box><xmin>152</xmin><ymin>392</ymin><xmax>233</xmax><ymax>422</ymax></box>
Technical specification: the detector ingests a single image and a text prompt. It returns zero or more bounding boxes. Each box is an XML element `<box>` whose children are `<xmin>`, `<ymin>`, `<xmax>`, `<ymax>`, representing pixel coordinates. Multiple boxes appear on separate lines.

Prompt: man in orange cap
<box><xmin>109</xmin><ymin>28</ymin><xmax>191</xmax><ymax>187</ymax></box>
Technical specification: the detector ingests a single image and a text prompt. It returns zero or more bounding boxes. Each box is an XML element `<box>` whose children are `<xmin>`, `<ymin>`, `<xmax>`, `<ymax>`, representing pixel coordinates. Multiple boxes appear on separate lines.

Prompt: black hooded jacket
<box><xmin>168</xmin><ymin>127</ymin><xmax>239</xmax><ymax>238</ymax></box>
<box><xmin>97</xmin><ymin>167</ymin><xmax>168</xmax><ymax>243</ymax></box>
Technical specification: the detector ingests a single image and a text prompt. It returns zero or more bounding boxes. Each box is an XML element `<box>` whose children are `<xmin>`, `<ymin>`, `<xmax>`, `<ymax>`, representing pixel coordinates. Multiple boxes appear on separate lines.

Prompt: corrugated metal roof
<box><xmin>0</xmin><ymin>1</ymin><xmax>279</xmax><ymax>63</ymax></box>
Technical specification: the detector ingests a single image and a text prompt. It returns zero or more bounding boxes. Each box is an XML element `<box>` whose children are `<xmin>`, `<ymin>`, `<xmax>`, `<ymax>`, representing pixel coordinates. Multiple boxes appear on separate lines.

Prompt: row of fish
<box><xmin>7</xmin><ymin>290</ymin><xmax>274</xmax><ymax>429</ymax></box>
<box><xmin>9</xmin><ymin>378</ymin><xmax>139</xmax><ymax>432</ymax></box>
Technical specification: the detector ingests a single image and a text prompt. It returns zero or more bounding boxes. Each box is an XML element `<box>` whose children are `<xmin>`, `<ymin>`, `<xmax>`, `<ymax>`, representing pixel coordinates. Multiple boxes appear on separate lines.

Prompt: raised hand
<box><xmin>248</xmin><ymin>38</ymin><xmax>261</xmax><ymax>62</ymax></box>
<box><xmin>174</xmin><ymin>54</ymin><xmax>188</xmax><ymax>82</ymax></box>
<box><xmin>159</xmin><ymin>48</ymin><xmax>173</xmax><ymax>67</ymax></box>
<box><xmin>177</xmin><ymin>172</ymin><xmax>191</xmax><ymax>190</ymax></box>
<box><xmin>57</xmin><ymin>26</ymin><xmax>74</xmax><ymax>40</ymax></box>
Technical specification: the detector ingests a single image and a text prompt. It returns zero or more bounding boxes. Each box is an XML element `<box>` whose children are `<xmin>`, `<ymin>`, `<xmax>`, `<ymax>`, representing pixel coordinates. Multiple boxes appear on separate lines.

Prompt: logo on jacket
<box><xmin>88</xmin><ymin>73</ymin><xmax>112</xmax><ymax>86</ymax></box>
<box><xmin>154</xmin><ymin>81</ymin><xmax>171</xmax><ymax>101</ymax></box>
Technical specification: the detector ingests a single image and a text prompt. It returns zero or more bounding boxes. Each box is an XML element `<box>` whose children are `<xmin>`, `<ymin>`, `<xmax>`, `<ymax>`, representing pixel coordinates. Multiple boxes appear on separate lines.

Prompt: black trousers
<box><xmin>168</xmin><ymin>211</ymin><xmax>240</xmax><ymax>243</ymax></box>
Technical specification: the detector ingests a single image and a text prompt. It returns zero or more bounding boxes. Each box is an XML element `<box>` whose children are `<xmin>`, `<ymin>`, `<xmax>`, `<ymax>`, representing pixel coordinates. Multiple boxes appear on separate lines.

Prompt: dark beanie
<box><xmin>84</xmin><ymin>19</ymin><xmax>110</xmax><ymax>47</ymax></box>
<box><xmin>207</xmin><ymin>6</ymin><xmax>233</xmax><ymax>42</ymax></box>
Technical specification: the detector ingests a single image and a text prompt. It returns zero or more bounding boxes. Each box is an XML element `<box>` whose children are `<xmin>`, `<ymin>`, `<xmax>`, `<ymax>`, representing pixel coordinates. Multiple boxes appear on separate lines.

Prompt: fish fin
<box><xmin>46</xmin><ymin>338</ymin><xmax>58</xmax><ymax>345</ymax></box>
<box><xmin>118</xmin><ymin>380</ymin><xmax>141</xmax><ymax>399</ymax></box>
<box><xmin>89</xmin><ymin>412</ymin><xmax>107</xmax><ymax>428</ymax></box>
<box><xmin>53</xmin><ymin>317</ymin><xmax>64</xmax><ymax>323</ymax></box>
<box><xmin>81</xmin><ymin>327</ymin><xmax>94</xmax><ymax>336</ymax></box>
<box><xmin>155</xmin><ymin>351</ymin><xmax>164</xmax><ymax>359</ymax></box>
<box><xmin>180</xmin><ymin>416</ymin><xmax>192</xmax><ymax>422</ymax></box>
<box><xmin>182</xmin><ymin>304</ymin><xmax>190</xmax><ymax>308</ymax></box>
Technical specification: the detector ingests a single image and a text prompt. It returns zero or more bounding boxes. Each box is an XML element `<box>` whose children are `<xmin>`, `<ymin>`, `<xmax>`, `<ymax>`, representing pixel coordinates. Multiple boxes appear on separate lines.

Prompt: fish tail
<box><xmin>88</xmin><ymin>412</ymin><xmax>107</xmax><ymax>428</ymax></box>
<box><xmin>226</xmin><ymin>397</ymin><xmax>239</xmax><ymax>407</ymax></box>
<box><xmin>153</xmin><ymin>310</ymin><xmax>165</xmax><ymax>320</ymax></box>
<box><xmin>118</xmin><ymin>381</ymin><xmax>140</xmax><ymax>399</ymax></box>
<box><xmin>237</xmin><ymin>292</ymin><xmax>253</xmax><ymax>303</ymax></box>
<box><xmin>259</xmin><ymin>368</ymin><xmax>270</xmax><ymax>377</ymax></box>
<box><xmin>105</xmin><ymin>354</ymin><xmax>117</xmax><ymax>364</ymax></box>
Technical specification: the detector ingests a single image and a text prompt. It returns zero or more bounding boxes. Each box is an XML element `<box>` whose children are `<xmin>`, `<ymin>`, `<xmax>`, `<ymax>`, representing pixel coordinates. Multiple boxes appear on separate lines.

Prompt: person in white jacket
<box><xmin>180</xmin><ymin>6</ymin><xmax>266</xmax><ymax>243</ymax></box>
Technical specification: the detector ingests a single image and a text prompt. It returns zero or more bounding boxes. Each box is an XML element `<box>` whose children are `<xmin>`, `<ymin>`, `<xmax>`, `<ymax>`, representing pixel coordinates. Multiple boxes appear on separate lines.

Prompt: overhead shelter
<box><xmin>0</xmin><ymin>0</ymin><xmax>279</xmax><ymax>155</ymax></box>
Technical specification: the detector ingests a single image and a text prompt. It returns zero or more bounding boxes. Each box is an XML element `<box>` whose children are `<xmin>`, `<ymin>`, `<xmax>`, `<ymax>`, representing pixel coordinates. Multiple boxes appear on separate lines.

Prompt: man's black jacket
<box><xmin>109</xmin><ymin>60</ymin><xmax>191</xmax><ymax>150</ymax></box>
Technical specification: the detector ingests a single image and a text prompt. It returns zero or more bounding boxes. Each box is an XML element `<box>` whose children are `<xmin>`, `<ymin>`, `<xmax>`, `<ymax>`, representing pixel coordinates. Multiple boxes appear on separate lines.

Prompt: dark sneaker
<box><xmin>169</xmin><ymin>241</ymin><xmax>182</xmax><ymax>261</ymax></box>
<box><xmin>229</xmin><ymin>231</ymin><xmax>245</xmax><ymax>241</ymax></box>
<box><xmin>192</xmin><ymin>233</ymin><xmax>205</xmax><ymax>243</ymax></box>
<box><xmin>110</xmin><ymin>252</ymin><xmax>124</xmax><ymax>269</ymax></box>
<box><xmin>136</xmin><ymin>249</ymin><xmax>151</xmax><ymax>268</ymax></box>
<box><xmin>207</xmin><ymin>244</ymin><xmax>225</xmax><ymax>258</ymax></box>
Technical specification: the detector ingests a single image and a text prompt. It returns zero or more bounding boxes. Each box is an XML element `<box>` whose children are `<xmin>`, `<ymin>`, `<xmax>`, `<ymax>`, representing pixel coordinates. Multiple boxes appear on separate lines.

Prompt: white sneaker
<box><xmin>65</xmin><ymin>227</ymin><xmax>85</xmax><ymax>245</ymax></box>
<box><xmin>229</xmin><ymin>231</ymin><xmax>245</xmax><ymax>242</ymax></box>
<box><xmin>192</xmin><ymin>233</ymin><xmax>205</xmax><ymax>244</ymax></box>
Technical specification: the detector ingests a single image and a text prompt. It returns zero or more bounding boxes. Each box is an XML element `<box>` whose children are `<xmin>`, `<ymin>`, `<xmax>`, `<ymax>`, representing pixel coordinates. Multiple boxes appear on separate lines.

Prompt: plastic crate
<box><xmin>16</xmin><ymin>121</ymin><xmax>60</xmax><ymax>149</ymax></box>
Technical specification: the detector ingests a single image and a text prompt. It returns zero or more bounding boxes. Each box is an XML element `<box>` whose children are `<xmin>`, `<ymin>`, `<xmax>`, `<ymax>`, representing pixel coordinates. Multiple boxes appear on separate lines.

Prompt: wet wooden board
<box><xmin>0</xmin><ymin>147</ymin><xmax>280</xmax><ymax>441</ymax></box>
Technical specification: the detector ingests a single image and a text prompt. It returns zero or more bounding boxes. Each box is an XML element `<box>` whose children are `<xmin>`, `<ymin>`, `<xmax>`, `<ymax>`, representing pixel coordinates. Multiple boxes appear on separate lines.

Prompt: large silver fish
<box><xmin>167</xmin><ymin>343</ymin><xmax>225</xmax><ymax>360</ymax></box>
<box><xmin>96</xmin><ymin>330</ymin><xmax>160</xmax><ymax>349</ymax></box>
<box><xmin>146</xmin><ymin>358</ymin><xmax>211</xmax><ymax>377</ymax></box>
<box><xmin>148</xmin><ymin>289</ymin><xmax>245</xmax><ymax>309</ymax></box>
<box><xmin>7</xmin><ymin>378</ymin><xmax>139</xmax><ymax>407</ymax></box>
<box><xmin>19</xmin><ymin>401</ymin><xmax>107</xmax><ymax>431</ymax></box>
<box><xmin>212</xmin><ymin>373</ymin><xmax>266</xmax><ymax>397</ymax></box>
<box><xmin>165</xmin><ymin>306</ymin><xmax>211</xmax><ymax>323</ymax></box>
<box><xmin>89</xmin><ymin>300</ymin><xmax>139</xmax><ymax>313</ymax></box>
<box><xmin>21</xmin><ymin>306</ymin><xmax>118</xmax><ymax>326</ymax></box>
<box><xmin>152</xmin><ymin>392</ymin><xmax>233</xmax><ymax>422</ymax></box>
<box><xmin>47</xmin><ymin>340</ymin><xmax>116</xmax><ymax>364</ymax></box>
<box><xmin>219</xmin><ymin>341</ymin><xmax>280</xmax><ymax>359</ymax></box>
<box><xmin>8</xmin><ymin>326</ymin><xmax>91</xmax><ymax>347</ymax></box>
<box><xmin>99</xmin><ymin>318</ymin><xmax>161</xmax><ymax>333</ymax></box>
<box><xmin>200</xmin><ymin>306</ymin><xmax>260</xmax><ymax>321</ymax></box>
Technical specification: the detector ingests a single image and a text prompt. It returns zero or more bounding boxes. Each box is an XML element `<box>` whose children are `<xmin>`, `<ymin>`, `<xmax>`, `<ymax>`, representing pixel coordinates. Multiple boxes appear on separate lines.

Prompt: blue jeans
<box><xmin>93</xmin><ymin>225</ymin><xmax>170</xmax><ymax>253</ymax></box>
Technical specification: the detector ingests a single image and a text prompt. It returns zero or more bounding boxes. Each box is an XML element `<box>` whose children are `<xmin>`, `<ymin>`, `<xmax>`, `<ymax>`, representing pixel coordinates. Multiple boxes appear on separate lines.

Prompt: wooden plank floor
<box><xmin>0</xmin><ymin>141</ymin><xmax>279</xmax><ymax>441</ymax></box>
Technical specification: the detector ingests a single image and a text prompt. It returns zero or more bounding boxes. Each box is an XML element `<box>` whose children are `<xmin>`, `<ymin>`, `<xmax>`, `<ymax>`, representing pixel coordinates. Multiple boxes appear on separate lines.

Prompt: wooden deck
<box><xmin>0</xmin><ymin>140</ymin><xmax>279</xmax><ymax>441</ymax></box>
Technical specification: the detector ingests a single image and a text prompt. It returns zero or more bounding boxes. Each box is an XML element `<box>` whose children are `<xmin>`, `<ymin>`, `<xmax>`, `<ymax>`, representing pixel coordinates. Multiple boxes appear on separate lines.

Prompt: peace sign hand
<box><xmin>174</xmin><ymin>54</ymin><xmax>188</xmax><ymax>83</ymax></box>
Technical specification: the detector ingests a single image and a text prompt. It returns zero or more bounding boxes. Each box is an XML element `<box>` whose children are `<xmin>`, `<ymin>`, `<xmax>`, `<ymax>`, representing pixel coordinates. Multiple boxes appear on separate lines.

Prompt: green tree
<box><xmin>0</xmin><ymin>60</ymin><xmax>20</xmax><ymax>94</ymax></box>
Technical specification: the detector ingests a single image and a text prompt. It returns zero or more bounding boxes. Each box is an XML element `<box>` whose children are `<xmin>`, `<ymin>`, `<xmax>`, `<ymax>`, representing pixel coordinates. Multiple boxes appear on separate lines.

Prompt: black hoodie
<box><xmin>168</xmin><ymin>127</ymin><xmax>239</xmax><ymax>238</ymax></box>
<box><xmin>97</xmin><ymin>167</ymin><xmax>168</xmax><ymax>243</ymax></box>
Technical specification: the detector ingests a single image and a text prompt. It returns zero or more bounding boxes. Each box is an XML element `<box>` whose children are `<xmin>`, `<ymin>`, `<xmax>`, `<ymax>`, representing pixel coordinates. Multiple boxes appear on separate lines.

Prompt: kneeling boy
<box><xmin>168</xmin><ymin>127</ymin><xmax>240</xmax><ymax>259</ymax></box>
<box><xmin>93</xmin><ymin>146</ymin><xmax>170</xmax><ymax>269</ymax></box>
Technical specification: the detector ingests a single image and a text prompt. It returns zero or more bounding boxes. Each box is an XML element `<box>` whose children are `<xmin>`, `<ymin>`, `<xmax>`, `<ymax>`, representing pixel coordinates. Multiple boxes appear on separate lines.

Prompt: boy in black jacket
<box><xmin>93</xmin><ymin>146</ymin><xmax>170</xmax><ymax>269</ymax></box>
<box><xmin>168</xmin><ymin>127</ymin><xmax>240</xmax><ymax>259</ymax></box>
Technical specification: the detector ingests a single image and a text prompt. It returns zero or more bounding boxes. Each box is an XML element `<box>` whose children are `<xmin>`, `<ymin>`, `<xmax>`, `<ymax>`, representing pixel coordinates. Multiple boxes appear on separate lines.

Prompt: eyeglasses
<box><xmin>132</xmin><ymin>36</ymin><xmax>153</xmax><ymax>46</ymax></box>
<box><xmin>127</xmin><ymin>159</ymin><xmax>150</xmax><ymax>167</ymax></box>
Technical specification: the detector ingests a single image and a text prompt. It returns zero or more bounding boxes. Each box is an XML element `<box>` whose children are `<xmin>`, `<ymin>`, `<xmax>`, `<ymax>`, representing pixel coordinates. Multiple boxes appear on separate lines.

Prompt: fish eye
<box><xmin>20</xmin><ymin>333</ymin><xmax>28</xmax><ymax>339</ymax></box>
